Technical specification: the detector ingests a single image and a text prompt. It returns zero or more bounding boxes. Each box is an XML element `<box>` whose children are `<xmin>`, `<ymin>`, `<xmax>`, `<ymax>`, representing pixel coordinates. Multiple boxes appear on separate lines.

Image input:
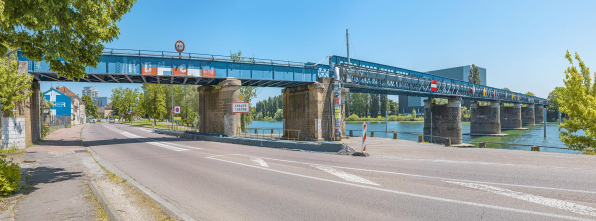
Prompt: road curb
<box><xmin>88</xmin><ymin>181</ymin><xmax>123</xmax><ymax>221</ymax></box>
<box><xmin>84</xmin><ymin>145</ymin><xmax>196</xmax><ymax>221</ymax></box>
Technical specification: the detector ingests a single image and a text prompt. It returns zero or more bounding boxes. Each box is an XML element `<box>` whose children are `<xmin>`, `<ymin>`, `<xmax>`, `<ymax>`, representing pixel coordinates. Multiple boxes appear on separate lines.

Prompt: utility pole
<box><xmin>346</xmin><ymin>29</ymin><xmax>350</xmax><ymax>64</ymax></box>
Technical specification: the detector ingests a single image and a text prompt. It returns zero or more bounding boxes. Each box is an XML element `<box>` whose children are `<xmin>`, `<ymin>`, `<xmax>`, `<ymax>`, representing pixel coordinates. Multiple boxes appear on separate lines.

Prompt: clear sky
<box><xmin>40</xmin><ymin>0</ymin><xmax>596</xmax><ymax>104</ymax></box>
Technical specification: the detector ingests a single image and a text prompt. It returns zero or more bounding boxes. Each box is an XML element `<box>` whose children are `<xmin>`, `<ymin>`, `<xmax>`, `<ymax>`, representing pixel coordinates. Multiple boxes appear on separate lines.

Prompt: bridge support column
<box><xmin>423</xmin><ymin>98</ymin><xmax>462</xmax><ymax>144</ymax></box>
<box><xmin>534</xmin><ymin>105</ymin><xmax>544</xmax><ymax>125</ymax></box>
<box><xmin>198</xmin><ymin>77</ymin><xmax>241</xmax><ymax>136</ymax></box>
<box><xmin>470</xmin><ymin>102</ymin><xmax>501</xmax><ymax>135</ymax></box>
<box><xmin>500</xmin><ymin>103</ymin><xmax>523</xmax><ymax>130</ymax></box>
<box><xmin>522</xmin><ymin>104</ymin><xmax>535</xmax><ymax>126</ymax></box>
<box><xmin>282</xmin><ymin>78</ymin><xmax>345</xmax><ymax>141</ymax></box>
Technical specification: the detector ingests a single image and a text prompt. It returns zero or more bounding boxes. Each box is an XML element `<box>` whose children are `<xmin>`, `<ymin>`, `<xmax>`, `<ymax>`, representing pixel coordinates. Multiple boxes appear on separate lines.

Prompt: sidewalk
<box><xmin>11</xmin><ymin>125</ymin><xmax>98</xmax><ymax>220</ymax></box>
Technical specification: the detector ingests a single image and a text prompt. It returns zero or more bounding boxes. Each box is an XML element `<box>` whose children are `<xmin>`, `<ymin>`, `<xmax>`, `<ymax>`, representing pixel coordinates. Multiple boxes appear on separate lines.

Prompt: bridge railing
<box><xmin>333</xmin><ymin>56</ymin><xmax>547</xmax><ymax>105</ymax></box>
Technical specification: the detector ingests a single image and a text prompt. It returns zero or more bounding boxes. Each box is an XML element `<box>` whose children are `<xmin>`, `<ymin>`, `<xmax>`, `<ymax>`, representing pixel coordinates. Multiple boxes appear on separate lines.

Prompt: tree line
<box><xmin>345</xmin><ymin>93</ymin><xmax>398</xmax><ymax>118</ymax></box>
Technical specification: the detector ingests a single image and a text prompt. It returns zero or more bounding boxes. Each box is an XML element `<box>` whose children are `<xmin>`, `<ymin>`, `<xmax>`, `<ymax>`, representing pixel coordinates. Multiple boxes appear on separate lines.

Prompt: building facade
<box><xmin>56</xmin><ymin>87</ymin><xmax>86</xmax><ymax>125</ymax></box>
<box><xmin>82</xmin><ymin>86</ymin><xmax>98</xmax><ymax>98</ymax></box>
<box><xmin>92</xmin><ymin>97</ymin><xmax>109</xmax><ymax>108</ymax></box>
<box><xmin>399</xmin><ymin>65</ymin><xmax>487</xmax><ymax>114</ymax></box>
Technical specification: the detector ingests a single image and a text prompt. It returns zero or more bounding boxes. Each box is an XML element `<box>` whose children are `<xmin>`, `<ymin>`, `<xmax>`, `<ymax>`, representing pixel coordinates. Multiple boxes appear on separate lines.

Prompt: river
<box><xmin>248</xmin><ymin>121</ymin><xmax>582</xmax><ymax>154</ymax></box>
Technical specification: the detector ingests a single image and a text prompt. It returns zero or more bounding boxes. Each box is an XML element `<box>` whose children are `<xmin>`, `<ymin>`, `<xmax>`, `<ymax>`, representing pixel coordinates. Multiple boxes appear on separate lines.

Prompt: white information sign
<box><xmin>174</xmin><ymin>106</ymin><xmax>181</xmax><ymax>114</ymax></box>
<box><xmin>232</xmin><ymin>102</ymin><xmax>250</xmax><ymax>113</ymax></box>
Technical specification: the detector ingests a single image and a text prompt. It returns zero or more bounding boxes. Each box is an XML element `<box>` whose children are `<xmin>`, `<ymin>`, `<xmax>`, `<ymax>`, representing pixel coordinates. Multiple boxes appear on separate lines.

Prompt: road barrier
<box><xmin>240</xmin><ymin>128</ymin><xmax>301</xmax><ymax>141</ymax></box>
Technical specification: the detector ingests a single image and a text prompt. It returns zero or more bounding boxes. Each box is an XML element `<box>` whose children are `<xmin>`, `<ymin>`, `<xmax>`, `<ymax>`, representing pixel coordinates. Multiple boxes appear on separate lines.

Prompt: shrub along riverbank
<box><xmin>346</xmin><ymin>114</ymin><xmax>423</xmax><ymax>122</ymax></box>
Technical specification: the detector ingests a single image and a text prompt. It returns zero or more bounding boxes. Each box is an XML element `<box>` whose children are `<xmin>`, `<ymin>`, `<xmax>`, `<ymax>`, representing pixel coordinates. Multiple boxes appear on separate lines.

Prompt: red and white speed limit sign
<box><xmin>175</xmin><ymin>40</ymin><xmax>185</xmax><ymax>52</ymax></box>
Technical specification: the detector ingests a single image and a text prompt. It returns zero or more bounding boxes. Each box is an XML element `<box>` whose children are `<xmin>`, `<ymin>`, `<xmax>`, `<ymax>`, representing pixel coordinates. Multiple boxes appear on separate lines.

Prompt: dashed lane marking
<box><xmin>445</xmin><ymin>181</ymin><xmax>596</xmax><ymax>218</ymax></box>
<box><xmin>250</xmin><ymin>158</ymin><xmax>269</xmax><ymax>167</ymax></box>
<box><xmin>102</xmin><ymin>124</ymin><xmax>197</xmax><ymax>152</ymax></box>
<box><xmin>314</xmin><ymin>165</ymin><xmax>380</xmax><ymax>186</ymax></box>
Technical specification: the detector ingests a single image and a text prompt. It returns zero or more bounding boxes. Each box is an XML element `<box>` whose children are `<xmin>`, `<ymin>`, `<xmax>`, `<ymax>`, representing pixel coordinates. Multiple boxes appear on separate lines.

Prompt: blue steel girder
<box><xmin>336</xmin><ymin>61</ymin><xmax>548</xmax><ymax>105</ymax></box>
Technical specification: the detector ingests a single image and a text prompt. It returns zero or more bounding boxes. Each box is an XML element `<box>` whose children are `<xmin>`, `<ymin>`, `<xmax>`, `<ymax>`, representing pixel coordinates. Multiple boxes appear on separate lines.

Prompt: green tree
<box><xmin>380</xmin><ymin>94</ymin><xmax>388</xmax><ymax>117</ymax></box>
<box><xmin>370</xmin><ymin>94</ymin><xmax>379</xmax><ymax>118</ymax></box>
<box><xmin>411</xmin><ymin>109</ymin><xmax>417</xmax><ymax>120</ymax></box>
<box><xmin>110</xmin><ymin>87</ymin><xmax>140</xmax><ymax>122</ymax></box>
<box><xmin>274</xmin><ymin>109</ymin><xmax>283</xmax><ymax>121</ymax></box>
<box><xmin>558</xmin><ymin>51</ymin><xmax>596</xmax><ymax>152</ymax></box>
<box><xmin>0</xmin><ymin>0</ymin><xmax>136</xmax><ymax>79</ymax></box>
<box><xmin>525</xmin><ymin>92</ymin><xmax>535</xmax><ymax>97</ymax></box>
<box><xmin>0</xmin><ymin>55</ymin><xmax>32</xmax><ymax>116</ymax></box>
<box><xmin>546</xmin><ymin>87</ymin><xmax>563</xmax><ymax>122</ymax></box>
<box><xmin>468</xmin><ymin>64</ymin><xmax>481</xmax><ymax>84</ymax></box>
<box><xmin>502</xmin><ymin>87</ymin><xmax>511</xmax><ymax>91</ymax></box>
<box><xmin>140</xmin><ymin>84</ymin><xmax>167</xmax><ymax>123</ymax></box>
<box><xmin>81</xmin><ymin>95</ymin><xmax>98</xmax><ymax>118</ymax></box>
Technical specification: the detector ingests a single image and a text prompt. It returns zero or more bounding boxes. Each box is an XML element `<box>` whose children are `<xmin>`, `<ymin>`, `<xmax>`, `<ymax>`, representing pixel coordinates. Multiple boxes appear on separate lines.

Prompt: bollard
<box><xmin>479</xmin><ymin>142</ymin><xmax>486</xmax><ymax>148</ymax></box>
<box><xmin>531</xmin><ymin>146</ymin><xmax>540</xmax><ymax>151</ymax></box>
<box><xmin>371</xmin><ymin>131</ymin><xmax>375</xmax><ymax>137</ymax></box>
<box><xmin>349</xmin><ymin>130</ymin><xmax>353</xmax><ymax>137</ymax></box>
<box><xmin>418</xmin><ymin>135</ymin><xmax>423</xmax><ymax>143</ymax></box>
<box><xmin>444</xmin><ymin>138</ymin><xmax>451</xmax><ymax>147</ymax></box>
<box><xmin>393</xmin><ymin>132</ymin><xmax>398</xmax><ymax>140</ymax></box>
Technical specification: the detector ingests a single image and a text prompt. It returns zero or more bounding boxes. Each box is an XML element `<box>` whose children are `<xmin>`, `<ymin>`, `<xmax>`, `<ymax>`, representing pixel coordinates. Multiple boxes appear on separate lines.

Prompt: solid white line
<box><xmin>160</xmin><ymin>142</ymin><xmax>202</xmax><ymax>150</ymax></box>
<box><xmin>314</xmin><ymin>165</ymin><xmax>380</xmax><ymax>186</ymax></box>
<box><xmin>251</xmin><ymin>158</ymin><xmax>269</xmax><ymax>167</ymax></box>
<box><xmin>445</xmin><ymin>181</ymin><xmax>596</xmax><ymax>218</ymax></box>
<box><xmin>233</xmin><ymin>154</ymin><xmax>596</xmax><ymax>195</ymax></box>
<box><xmin>205</xmin><ymin>156</ymin><xmax>590</xmax><ymax>221</ymax></box>
<box><xmin>103</xmin><ymin>124</ymin><xmax>188</xmax><ymax>151</ymax></box>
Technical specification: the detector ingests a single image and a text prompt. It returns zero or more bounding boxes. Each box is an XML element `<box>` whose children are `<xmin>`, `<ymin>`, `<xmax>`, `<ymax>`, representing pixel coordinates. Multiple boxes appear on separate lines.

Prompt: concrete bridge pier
<box><xmin>198</xmin><ymin>77</ymin><xmax>242</xmax><ymax>136</ymax></box>
<box><xmin>470</xmin><ymin>102</ymin><xmax>501</xmax><ymax>135</ymax></box>
<box><xmin>534</xmin><ymin>105</ymin><xmax>544</xmax><ymax>125</ymax></box>
<box><xmin>500</xmin><ymin>103</ymin><xmax>523</xmax><ymax>130</ymax></box>
<box><xmin>423</xmin><ymin>98</ymin><xmax>462</xmax><ymax>144</ymax></box>
<box><xmin>522</xmin><ymin>104</ymin><xmax>536</xmax><ymax>126</ymax></box>
<box><xmin>282</xmin><ymin>78</ymin><xmax>346</xmax><ymax>141</ymax></box>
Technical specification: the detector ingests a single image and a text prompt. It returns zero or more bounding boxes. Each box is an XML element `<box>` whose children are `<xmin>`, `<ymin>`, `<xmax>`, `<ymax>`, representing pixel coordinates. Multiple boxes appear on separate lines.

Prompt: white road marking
<box><xmin>232</xmin><ymin>154</ymin><xmax>596</xmax><ymax>195</ymax></box>
<box><xmin>314</xmin><ymin>165</ymin><xmax>380</xmax><ymax>186</ymax></box>
<box><xmin>373</xmin><ymin>155</ymin><xmax>583</xmax><ymax>170</ymax></box>
<box><xmin>251</xmin><ymin>158</ymin><xmax>269</xmax><ymax>167</ymax></box>
<box><xmin>445</xmin><ymin>181</ymin><xmax>596</xmax><ymax>218</ymax></box>
<box><xmin>205</xmin><ymin>155</ymin><xmax>590</xmax><ymax>221</ymax></box>
<box><xmin>102</xmin><ymin>124</ymin><xmax>190</xmax><ymax>152</ymax></box>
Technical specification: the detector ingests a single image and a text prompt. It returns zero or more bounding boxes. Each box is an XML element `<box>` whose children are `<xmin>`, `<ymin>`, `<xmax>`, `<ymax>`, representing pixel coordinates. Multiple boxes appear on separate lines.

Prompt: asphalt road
<box><xmin>82</xmin><ymin>123</ymin><xmax>596</xmax><ymax>220</ymax></box>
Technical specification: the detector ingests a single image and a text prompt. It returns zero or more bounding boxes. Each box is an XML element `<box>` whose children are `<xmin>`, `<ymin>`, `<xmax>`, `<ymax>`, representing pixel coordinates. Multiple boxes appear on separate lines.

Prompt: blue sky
<box><xmin>41</xmin><ymin>0</ymin><xmax>596</xmax><ymax>104</ymax></box>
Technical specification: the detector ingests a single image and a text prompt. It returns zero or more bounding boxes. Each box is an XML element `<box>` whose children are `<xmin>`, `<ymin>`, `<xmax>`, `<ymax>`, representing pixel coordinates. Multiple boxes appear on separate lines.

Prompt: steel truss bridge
<box><xmin>18</xmin><ymin>49</ymin><xmax>547</xmax><ymax>105</ymax></box>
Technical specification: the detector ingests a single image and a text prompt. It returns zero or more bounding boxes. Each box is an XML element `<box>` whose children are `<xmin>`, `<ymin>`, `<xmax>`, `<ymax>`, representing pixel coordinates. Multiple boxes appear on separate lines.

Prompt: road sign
<box><xmin>173</xmin><ymin>117</ymin><xmax>182</xmax><ymax>121</ymax></box>
<box><xmin>472</xmin><ymin>85</ymin><xmax>475</xmax><ymax>95</ymax></box>
<box><xmin>171</xmin><ymin>109</ymin><xmax>174</xmax><ymax>114</ymax></box>
<box><xmin>237</xmin><ymin>93</ymin><xmax>244</xmax><ymax>101</ymax></box>
<box><xmin>175</xmin><ymin>40</ymin><xmax>185</xmax><ymax>52</ymax></box>
<box><xmin>174</xmin><ymin>106</ymin><xmax>181</xmax><ymax>114</ymax></box>
<box><xmin>430</xmin><ymin>80</ymin><xmax>437</xmax><ymax>92</ymax></box>
<box><xmin>232</xmin><ymin>102</ymin><xmax>250</xmax><ymax>113</ymax></box>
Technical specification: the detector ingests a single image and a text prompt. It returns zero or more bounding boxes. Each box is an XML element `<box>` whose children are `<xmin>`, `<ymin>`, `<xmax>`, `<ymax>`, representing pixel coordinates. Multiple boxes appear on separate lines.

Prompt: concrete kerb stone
<box><xmin>84</xmin><ymin>146</ymin><xmax>196</xmax><ymax>221</ymax></box>
<box><xmin>88</xmin><ymin>180</ymin><xmax>123</xmax><ymax>221</ymax></box>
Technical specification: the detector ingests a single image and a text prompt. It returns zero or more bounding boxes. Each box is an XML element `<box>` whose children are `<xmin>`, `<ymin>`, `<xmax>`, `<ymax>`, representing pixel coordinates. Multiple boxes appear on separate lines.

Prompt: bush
<box><xmin>274</xmin><ymin>109</ymin><xmax>284</xmax><ymax>121</ymax></box>
<box><xmin>0</xmin><ymin>156</ymin><xmax>21</xmax><ymax>196</ymax></box>
<box><xmin>347</xmin><ymin>114</ymin><xmax>359</xmax><ymax>121</ymax></box>
<box><xmin>263</xmin><ymin>116</ymin><xmax>274</xmax><ymax>121</ymax></box>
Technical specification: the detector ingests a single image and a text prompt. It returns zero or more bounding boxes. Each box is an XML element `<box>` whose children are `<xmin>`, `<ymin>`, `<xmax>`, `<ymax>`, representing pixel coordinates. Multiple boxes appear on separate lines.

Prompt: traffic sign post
<box><xmin>174</xmin><ymin>106</ymin><xmax>181</xmax><ymax>114</ymax></box>
<box><xmin>175</xmin><ymin>40</ymin><xmax>185</xmax><ymax>53</ymax></box>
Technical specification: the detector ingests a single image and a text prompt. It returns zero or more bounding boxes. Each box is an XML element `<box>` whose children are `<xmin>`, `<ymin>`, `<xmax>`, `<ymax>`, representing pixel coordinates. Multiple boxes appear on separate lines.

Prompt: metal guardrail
<box><xmin>240</xmin><ymin>128</ymin><xmax>301</xmax><ymax>141</ymax></box>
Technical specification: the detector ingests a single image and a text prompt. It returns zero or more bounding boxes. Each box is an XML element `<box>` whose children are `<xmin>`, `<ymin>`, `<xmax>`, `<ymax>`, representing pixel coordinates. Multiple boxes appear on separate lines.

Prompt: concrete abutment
<box><xmin>500</xmin><ymin>103</ymin><xmax>523</xmax><ymax>129</ymax></box>
<box><xmin>423</xmin><ymin>98</ymin><xmax>462</xmax><ymax>144</ymax></box>
<box><xmin>534</xmin><ymin>105</ymin><xmax>544</xmax><ymax>124</ymax></box>
<box><xmin>282</xmin><ymin>78</ymin><xmax>346</xmax><ymax>141</ymax></box>
<box><xmin>198</xmin><ymin>77</ymin><xmax>242</xmax><ymax>136</ymax></box>
<box><xmin>521</xmin><ymin>104</ymin><xmax>535</xmax><ymax>126</ymax></box>
<box><xmin>470</xmin><ymin>102</ymin><xmax>501</xmax><ymax>135</ymax></box>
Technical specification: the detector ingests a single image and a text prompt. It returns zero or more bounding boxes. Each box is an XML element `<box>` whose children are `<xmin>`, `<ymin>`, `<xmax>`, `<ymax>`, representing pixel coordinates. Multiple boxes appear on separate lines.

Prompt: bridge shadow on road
<box><xmin>83</xmin><ymin>136</ymin><xmax>197</xmax><ymax>148</ymax></box>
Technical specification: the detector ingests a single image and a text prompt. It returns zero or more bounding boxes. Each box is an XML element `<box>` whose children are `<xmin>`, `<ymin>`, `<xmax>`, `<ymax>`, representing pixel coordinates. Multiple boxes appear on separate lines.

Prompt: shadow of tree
<box><xmin>19</xmin><ymin>166</ymin><xmax>83</xmax><ymax>195</ymax></box>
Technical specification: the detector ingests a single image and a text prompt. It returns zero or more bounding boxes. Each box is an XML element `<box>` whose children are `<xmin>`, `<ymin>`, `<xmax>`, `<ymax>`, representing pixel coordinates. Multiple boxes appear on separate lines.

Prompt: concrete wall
<box><xmin>521</xmin><ymin>104</ymin><xmax>535</xmax><ymax>126</ymax></box>
<box><xmin>1</xmin><ymin>118</ymin><xmax>26</xmax><ymax>149</ymax></box>
<box><xmin>423</xmin><ymin>98</ymin><xmax>462</xmax><ymax>144</ymax></box>
<box><xmin>470</xmin><ymin>102</ymin><xmax>501</xmax><ymax>134</ymax></box>
<box><xmin>283</xmin><ymin>78</ymin><xmax>345</xmax><ymax>141</ymax></box>
<box><xmin>198</xmin><ymin>78</ymin><xmax>241</xmax><ymax>136</ymax></box>
<box><xmin>500</xmin><ymin>103</ymin><xmax>522</xmax><ymax>129</ymax></box>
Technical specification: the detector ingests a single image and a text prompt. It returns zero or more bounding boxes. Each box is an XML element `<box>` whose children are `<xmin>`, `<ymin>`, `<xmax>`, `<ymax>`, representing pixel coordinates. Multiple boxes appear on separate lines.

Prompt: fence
<box><xmin>346</xmin><ymin>129</ymin><xmax>574</xmax><ymax>152</ymax></box>
<box><xmin>240</xmin><ymin>128</ymin><xmax>301</xmax><ymax>141</ymax></box>
<box><xmin>43</xmin><ymin>114</ymin><xmax>71</xmax><ymax>131</ymax></box>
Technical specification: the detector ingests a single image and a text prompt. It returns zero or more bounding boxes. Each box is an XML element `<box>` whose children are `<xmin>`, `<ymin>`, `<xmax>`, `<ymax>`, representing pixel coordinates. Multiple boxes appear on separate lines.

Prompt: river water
<box><xmin>248</xmin><ymin>121</ymin><xmax>582</xmax><ymax>154</ymax></box>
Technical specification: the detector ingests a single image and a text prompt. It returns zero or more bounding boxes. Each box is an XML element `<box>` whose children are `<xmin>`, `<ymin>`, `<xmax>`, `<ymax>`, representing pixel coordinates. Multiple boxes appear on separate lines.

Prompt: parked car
<box><xmin>109</xmin><ymin>118</ymin><xmax>115</xmax><ymax>123</ymax></box>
